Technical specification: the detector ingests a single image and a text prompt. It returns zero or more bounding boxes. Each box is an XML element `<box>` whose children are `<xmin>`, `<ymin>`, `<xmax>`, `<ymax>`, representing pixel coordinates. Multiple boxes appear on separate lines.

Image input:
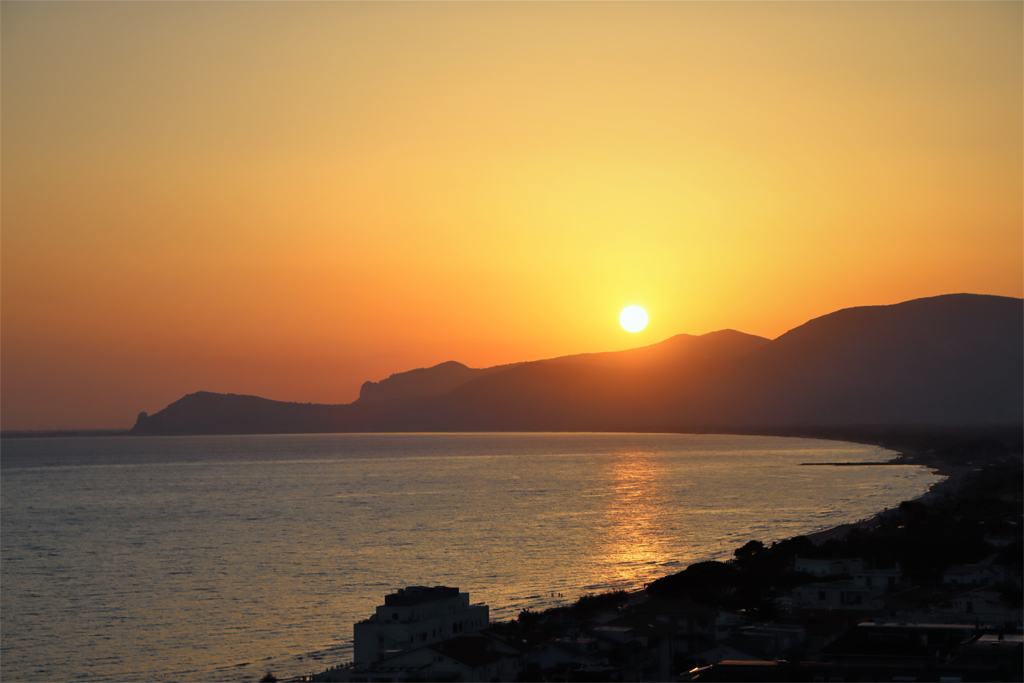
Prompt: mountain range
<box><xmin>132</xmin><ymin>293</ymin><xmax>1023</xmax><ymax>435</ymax></box>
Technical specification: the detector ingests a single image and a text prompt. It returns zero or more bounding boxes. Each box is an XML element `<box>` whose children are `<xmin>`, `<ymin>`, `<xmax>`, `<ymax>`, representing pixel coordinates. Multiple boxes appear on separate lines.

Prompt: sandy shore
<box><xmin>804</xmin><ymin>448</ymin><xmax>973</xmax><ymax>545</ymax></box>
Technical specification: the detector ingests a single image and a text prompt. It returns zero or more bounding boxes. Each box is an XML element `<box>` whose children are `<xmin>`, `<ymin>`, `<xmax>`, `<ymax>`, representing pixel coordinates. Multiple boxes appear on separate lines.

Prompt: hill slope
<box><xmin>356</xmin><ymin>360</ymin><xmax>518</xmax><ymax>404</ymax></box>
<box><xmin>713</xmin><ymin>293</ymin><xmax>1023</xmax><ymax>426</ymax></box>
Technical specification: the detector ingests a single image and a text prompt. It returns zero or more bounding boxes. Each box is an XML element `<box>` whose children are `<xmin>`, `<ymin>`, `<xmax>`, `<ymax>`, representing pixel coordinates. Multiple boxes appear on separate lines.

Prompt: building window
<box><xmin>841</xmin><ymin>593</ymin><xmax>862</xmax><ymax>605</ymax></box>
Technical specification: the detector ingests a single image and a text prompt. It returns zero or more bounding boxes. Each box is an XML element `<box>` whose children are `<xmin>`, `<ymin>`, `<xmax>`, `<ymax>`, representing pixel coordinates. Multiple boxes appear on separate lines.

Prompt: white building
<box><xmin>792</xmin><ymin>581</ymin><xmax>882</xmax><ymax>610</ymax></box>
<box><xmin>943</xmin><ymin>564</ymin><xmax>998</xmax><ymax>586</ymax></box>
<box><xmin>794</xmin><ymin>557</ymin><xmax>864</xmax><ymax>577</ymax></box>
<box><xmin>353</xmin><ymin>586</ymin><xmax>489</xmax><ymax>665</ymax></box>
<box><xmin>947</xmin><ymin>586</ymin><xmax>1022</xmax><ymax>627</ymax></box>
<box><xmin>852</xmin><ymin>562</ymin><xmax>901</xmax><ymax>590</ymax></box>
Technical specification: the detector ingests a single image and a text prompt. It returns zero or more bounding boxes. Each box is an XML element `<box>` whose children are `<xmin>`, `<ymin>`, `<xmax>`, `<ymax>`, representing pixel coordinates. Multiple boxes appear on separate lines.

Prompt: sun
<box><xmin>619</xmin><ymin>305</ymin><xmax>648</xmax><ymax>333</ymax></box>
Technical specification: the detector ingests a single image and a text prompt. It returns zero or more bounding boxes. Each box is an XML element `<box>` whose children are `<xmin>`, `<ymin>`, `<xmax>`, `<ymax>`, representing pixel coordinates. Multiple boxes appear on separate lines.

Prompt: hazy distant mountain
<box><xmin>374</xmin><ymin>329</ymin><xmax>772</xmax><ymax>431</ymax></box>
<box><xmin>356</xmin><ymin>360</ymin><xmax>518</xmax><ymax>404</ymax></box>
<box><xmin>544</xmin><ymin>329</ymin><xmax>770</xmax><ymax>370</ymax></box>
<box><xmin>132</xmin><ymin>293</ymin><xmax>1022</xmax><ymax>435</ymax></box>
<box><xmin>356</xmin><ymin>333</ymin><xmax>767</xmax><ymax>406</ymax></box>
<box><xmin>133</xmin><ymin>391</ymin><xmax>371</xmax><ymax>435</ymax></box>
<box><xmin>704</xmin><ymin>293</ymin><xmax>1023</xmax><ymax>427</ymax></box>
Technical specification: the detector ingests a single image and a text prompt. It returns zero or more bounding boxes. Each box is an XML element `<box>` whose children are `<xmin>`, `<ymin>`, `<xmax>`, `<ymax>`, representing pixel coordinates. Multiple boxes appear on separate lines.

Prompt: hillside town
<box><xmin>297</xmin><ymin>449</ymin><xmax>1022</xmax><ymax>683</ymax></box>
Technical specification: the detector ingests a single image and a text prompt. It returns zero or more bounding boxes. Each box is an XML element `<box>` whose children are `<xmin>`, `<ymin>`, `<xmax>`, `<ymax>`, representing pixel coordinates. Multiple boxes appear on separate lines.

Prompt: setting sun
<box><xmin>619</xmin><ymin>306</ymin><xmax>648</xmax><ymax>333</ymax></box>
<box><xmin>0</xmin><ymin>5</ymin><xmax>1021</xmax><ymax>683</ymax></box>
<box><xmin>1</xmin><ymin>2</ymin><xmax>1020</xmax><ymax>433</ymax></box>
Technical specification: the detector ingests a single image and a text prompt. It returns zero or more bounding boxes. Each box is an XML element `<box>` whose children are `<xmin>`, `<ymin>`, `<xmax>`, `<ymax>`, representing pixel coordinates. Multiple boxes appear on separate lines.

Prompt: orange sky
<box><xmin>2</xmin><ymin>2</ymin><xmax>1022</xmax><ymax>430</ymax></box>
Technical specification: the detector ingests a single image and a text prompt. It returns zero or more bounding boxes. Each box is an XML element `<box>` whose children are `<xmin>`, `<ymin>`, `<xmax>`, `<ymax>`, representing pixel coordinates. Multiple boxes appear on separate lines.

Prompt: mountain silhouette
<box><xmin>356</xmin><ymin>360</ymin><xmax>518</xmax><ymax>404</ymax></box>
<box><xmin>375</xmin><ymin>329</ymin><xmax>771</xmax><ymax>431</ymax></box>
<box><xmin>704</xmin><ymin>292</ymin><xmax>1022</xmax><ymax>426</ymax></box>
<box><xmin>133</xmin><ymin>392</ymin><xmax>371</xmax><ymax>435</ymax></box>
<box><xmin>132</xmin><ymin>294</ymin><xmax>1022</xmax><ymax>435</ymax></box>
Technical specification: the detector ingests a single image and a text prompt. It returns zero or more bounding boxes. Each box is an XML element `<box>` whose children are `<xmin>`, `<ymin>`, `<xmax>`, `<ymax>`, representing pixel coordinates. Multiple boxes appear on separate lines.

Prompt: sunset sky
<box><xmin>3</xmin><ymin>2</ymin><xmax>1021</xmax><ymax>430</ymax></box>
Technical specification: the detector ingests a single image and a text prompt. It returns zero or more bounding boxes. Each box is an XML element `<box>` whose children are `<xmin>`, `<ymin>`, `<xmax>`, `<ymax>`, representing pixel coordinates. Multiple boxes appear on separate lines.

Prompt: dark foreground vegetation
<box><xmin>648</xmin><ymin>430</ymin><xmax>1023</xmax><ymax>609</ymax></box>
<box><xmin>305</xmin><ymin>426</ymin><xmax>1022</xmax><ymax>683</ymax></box>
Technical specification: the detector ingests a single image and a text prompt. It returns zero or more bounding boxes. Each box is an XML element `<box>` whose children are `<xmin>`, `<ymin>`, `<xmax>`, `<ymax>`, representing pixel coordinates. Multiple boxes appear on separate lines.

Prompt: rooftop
<box><xmin>384</xmin><ymin>585</ymin><xmax>461</xmax><ymax>607</ymax></box>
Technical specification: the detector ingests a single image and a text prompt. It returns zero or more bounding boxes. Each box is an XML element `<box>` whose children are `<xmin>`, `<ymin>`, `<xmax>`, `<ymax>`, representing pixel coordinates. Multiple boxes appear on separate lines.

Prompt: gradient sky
<box><xmin>3</xmin><ymin>2</ymin><xmax>1022</xmax><ymax>430</ymax></box>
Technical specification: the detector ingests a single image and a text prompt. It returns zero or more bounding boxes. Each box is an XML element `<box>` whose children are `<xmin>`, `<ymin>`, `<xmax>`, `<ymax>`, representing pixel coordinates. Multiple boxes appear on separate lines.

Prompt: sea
<box><xmin>0</xmin><ymin>432</ymin><xmax>940</xmax><ymax>682</ymax></box>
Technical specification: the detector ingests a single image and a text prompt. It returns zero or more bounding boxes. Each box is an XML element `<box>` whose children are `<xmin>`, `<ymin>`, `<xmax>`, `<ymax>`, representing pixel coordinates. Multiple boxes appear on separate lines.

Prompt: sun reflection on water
<box><xmin>597</xmin><ymin>450</ymin><xmax>675</xmax><ymax>587</ymax></box>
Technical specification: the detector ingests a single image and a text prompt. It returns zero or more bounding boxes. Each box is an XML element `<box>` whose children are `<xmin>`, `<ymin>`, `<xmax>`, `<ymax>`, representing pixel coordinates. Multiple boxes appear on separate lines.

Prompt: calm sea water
<box><xmin>1</xmin><ymin>433</ymin><xmax>938</xmax><ymax>682</ymax></box>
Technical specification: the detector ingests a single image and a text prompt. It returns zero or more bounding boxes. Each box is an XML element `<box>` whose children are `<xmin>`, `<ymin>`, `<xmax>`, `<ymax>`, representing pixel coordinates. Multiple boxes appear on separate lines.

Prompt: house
<box><xmin>946</xmin><ymin>586</ymin><xmax>1023</xmax><ymax>627</ymax></box>
<box><xmin>794</xmin><ymin>557</ymin><xmax>864</xmax><ymax>577</ymax></box>
<box><xmin>627</xmin><ymin>597</ymin><xmax>719</xmax><ymax>654</ymax></box>
<box><xmin>731</xmin><ymin>623</ymin><xmax>806</xmax><ymax>657</ymax></box>
<box><xmin>524</xmin><ymin>636</ymin><xmax>606</xmax><ymax>671</ymax></box>
<box><xmin>374</xmin><ymin>633</ymin><xmax>521</xmax><ymax>682</ymax></box>
<box><xmin>695</xmin><ymin>624</ymin><xmax>806</xmax><ymax>667</ymax></box>
<box><xmin>983</xmin><ymin>531</ymin><xmax>1017</xmax><ymax>548</ymax></box>
<box><xmin>353</xmin><ymin>586</ymin><xmax>489</xmax><ymax>665</ymax></box>
<box><xmin>589</xmin><ymin>625</ymin><xmax>635</xmax><ymax>645</ymax></box>
<box><xmin>883</xmin><ymin>584</ymin><xmax>964</xmax><ymax>624</ymax></box>
<box><xmin>818</xmin><ymin>621</ymin><xmax>978</xmax><ymax>668</ymax></box>
<box><xmin>943</xmin><ymin>564</ymin><xmax>999</xmax><ymax>586</ymax></box>
<box><xmin>792</xmin><ymin>580</ymin><xmax>881</xmax><ymax>611</ymax></box>
<box><xmin>851</xmin><ymin>561</ymin><xmax>901</xmax><ymax>591</ymax></box>
<box><xmin>691</xmin><ymin>641</ymin><xmax>771</xmax><ymax>667</ymax></box>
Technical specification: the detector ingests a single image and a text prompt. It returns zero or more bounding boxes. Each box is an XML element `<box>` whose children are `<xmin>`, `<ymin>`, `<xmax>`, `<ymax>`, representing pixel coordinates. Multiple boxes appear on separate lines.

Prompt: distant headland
<box><xmin>125</xmin><ymin>294</ymin><xmax>1022</xmax><ymax>437</ymax></box>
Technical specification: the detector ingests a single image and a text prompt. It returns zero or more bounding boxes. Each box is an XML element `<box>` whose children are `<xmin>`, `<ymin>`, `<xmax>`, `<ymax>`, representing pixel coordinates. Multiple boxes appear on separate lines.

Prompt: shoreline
<box><xmin>306</xmin><ymin>435</ymin><xmax>1022</xmax><ymax>682</ymax></box>
<box><xmin>802</xmin><ymin>447</ymin><xmax>969</xmax><ymax>546</ymax></box>
<box><xmin>509</xmin><ymin>442</ymin><xmax>954</xmax><ymax>613</ymax></box>
<box><xmin>556</xmin><ymin>436</ymin><xmax>1018</xmax><ymax>612</ymax></box>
